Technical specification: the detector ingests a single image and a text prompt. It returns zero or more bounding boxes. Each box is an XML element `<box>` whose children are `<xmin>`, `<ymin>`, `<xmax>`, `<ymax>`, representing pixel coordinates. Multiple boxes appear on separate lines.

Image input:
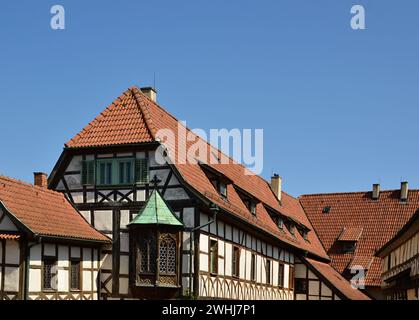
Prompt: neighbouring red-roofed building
<box><xmin>376</xmin><ymin>210</ymin><xmax>419</xmax><ymax>300</ymax></box>
<box><xmin>0</xmin><ymin>175</ymin><xmax>109</xmax><ymax>300</ymax></box>
<box><xmin>300</xmin><ymin>184</ymin><xmax>419</xmax><ymax>299</ymax></box>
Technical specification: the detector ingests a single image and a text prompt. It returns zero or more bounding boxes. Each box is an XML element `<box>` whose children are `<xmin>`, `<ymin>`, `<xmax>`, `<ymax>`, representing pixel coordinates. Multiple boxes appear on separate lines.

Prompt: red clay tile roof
<box><xmin>65</xmin><ymin>91</ymin><xmax>154</xmax><ymax>148</ymax></box>
<box><xmin>0</xmin><ymin>233</ymin><xmax>20</xmax><ymax>240</ymax></box>
<box><xmin>0</xmin><ymin>176</ymin><xmax>109</xmax><ymax>242</ymax></box>
<box><xmin>63</xmin><ymin>86</ymin><xmax>328</xmax><ymax>260</ymax></box>
<box><xmin>376</xmin><ymin>210</ymin><xmax>419</xmax><ymax>257</ymax></box>
<box><xmin>299</xmin><ymin>190</ymin><xmax>419</xmax><ymax>286</ymax></box>
<box><xmin>338</xmin><ymin>227</ymin><xmax>363</xmax><ymax>241</ymax></box>
<box><xmin>304</xmin><ymin>257</ymin><xmax>370</xmax><ymax>300</ymax></box>
<box><xmin>348</xmin><ymin>255</ymin><xmax>374</xmax><ymax>270</ymax></box>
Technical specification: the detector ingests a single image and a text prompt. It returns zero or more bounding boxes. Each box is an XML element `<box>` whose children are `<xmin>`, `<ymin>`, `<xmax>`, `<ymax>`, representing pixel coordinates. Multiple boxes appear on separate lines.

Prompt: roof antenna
<box><xmin>153</xmin><ymin>72</ymin><xmax>156</xmax><ymax>90</ymax></box>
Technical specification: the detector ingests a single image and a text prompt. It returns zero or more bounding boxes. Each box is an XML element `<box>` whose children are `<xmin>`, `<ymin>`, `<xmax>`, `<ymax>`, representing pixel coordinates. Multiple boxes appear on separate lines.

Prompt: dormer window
<box><xmin>211</xmin><ymin>180</ymin><xmax>228</xmax><ymax>198</ymax></box>
<box><xmin>249</xmin><ymin>201</ymin><xmax>256</xmax><ymax>215</ymax></box>
<box><xmin>287</xmin><ymin>223</ymin><xmax>295</xmax><ymax>236</ymax></box>
<box><xmin>219</xmin><ymin>181</ymin><xmax>228</xmax><ymax>198</ymax></box>
<box><xmin>277</xmin><ymin>217</ymin><xmax>284</xmax><ymax>229</ymax></box>
<box><xmin>199</xmin><ymin>162</ymin><xmax>231</xmax><ymax>200</ymax></box>
<box><xmin>243</xmin><ymin>199</ymin><xmax>257</xmax><ymax>216</ymax></box>
<box><xmin>341</xmin><ymin>241</ymin><xmax>356</xmax><ymax>254</ymax></box>
<box><xmin>300</xmin><ymin>229</ymin><xmax>309</xmax><ymax>241</ymax></box>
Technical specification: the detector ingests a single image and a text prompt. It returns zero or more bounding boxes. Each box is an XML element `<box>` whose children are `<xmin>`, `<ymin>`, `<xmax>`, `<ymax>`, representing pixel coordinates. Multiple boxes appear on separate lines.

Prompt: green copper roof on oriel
<box><xmin>128</xmin><ymin>189</ymin><xmax>183</xmax><ymax>226</ymax></box>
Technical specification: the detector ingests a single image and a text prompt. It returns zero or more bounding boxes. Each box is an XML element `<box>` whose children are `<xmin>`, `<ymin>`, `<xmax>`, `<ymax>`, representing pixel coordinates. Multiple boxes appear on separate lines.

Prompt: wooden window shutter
<box><xmin>135</xmin><ymin>158</ymin><xmax>149</xmax><ymax>184</ymax></box>
<box><xmin>81</xmin><ymin>160</ymin><xmax>95</xmax><ymax>185</ymax></box>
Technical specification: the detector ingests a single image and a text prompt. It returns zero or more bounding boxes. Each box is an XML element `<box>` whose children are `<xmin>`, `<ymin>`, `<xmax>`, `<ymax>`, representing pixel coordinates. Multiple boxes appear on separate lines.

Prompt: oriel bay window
<box><xmin>128</xmin><ymin>190</ymin><xmax>183</xmax><ymax>289</ymax></box>
<box><xmin>81</xmin><ymin>157</ymin><xmax>149</xmax><ymax>186</ymax></box>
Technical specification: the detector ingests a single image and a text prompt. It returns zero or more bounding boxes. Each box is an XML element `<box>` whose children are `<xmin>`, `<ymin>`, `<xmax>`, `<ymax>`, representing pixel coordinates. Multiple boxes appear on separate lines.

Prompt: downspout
<box><xmin>24</xmin><ymin>235</ymin><xmax>41</xmax><ymax>300</ymax></box>
<box><xmin>189</xmin><ymin>204</ymin><xmax>219</xmax><ymax>299</ymax></box>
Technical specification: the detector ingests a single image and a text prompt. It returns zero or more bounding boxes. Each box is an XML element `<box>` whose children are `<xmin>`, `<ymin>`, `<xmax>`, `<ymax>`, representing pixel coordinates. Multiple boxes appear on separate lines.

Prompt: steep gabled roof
<box><xmin>65</xmin><ymin>90</ymin><xmax>154</xmax><ymax>148</ymax></box>
<box><xmin>0</xmin><ymin>176</ymin><xmax>109</xmax><ymax>243</ymax></box>
<box><xmin>63</xmin><ymin>86</ymin><xmax>328</xmax><ymax>260</ymax></box>
<box><xmin>304</xmin><ymin>258</ymin><xmax>370</xmax><ymax>300</ymax></box>
<box><xmin>299</xmin><ymin>190</ymin><xmax>419</xmax><ymax>286</ymax></box>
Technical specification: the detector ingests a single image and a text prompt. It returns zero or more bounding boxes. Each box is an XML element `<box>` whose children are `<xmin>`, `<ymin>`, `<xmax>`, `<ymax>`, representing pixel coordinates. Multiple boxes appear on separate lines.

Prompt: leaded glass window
<box><xmin>159</xmin><ymin>234</ymin><xmax>177</xmax><ymax>275</ymax></box>
<box><xmin>138</xmin><ymin>234</ymin><xmax>156</xmax><ymax>273</ymax></box>
<box><xmin>43</xmin><ymin>258</ymin><xmax>57</xmax><ymax>290</ymax></box>
<box><xmin>70</xmin><ymin>260</ymin><xmax>81</xmax><ymax>290</ymax></box>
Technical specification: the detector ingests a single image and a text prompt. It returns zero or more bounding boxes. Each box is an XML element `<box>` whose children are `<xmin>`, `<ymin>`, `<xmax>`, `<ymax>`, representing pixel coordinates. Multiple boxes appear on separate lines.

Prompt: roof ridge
<box><xmin>65</xmin><ymin>89</ymin><xmax>131</xmax><ymax>147</ymax></box>
<box><xmin>129</xmin><ymin>86</ymin><xmax>157</xmax><ymax>139</ymax></box>
<box><xmin>0</xmin><ymin>175</ymin><xmax>65</xmax><ymax>198</ymax></box>
<box><xmin>299</xmin><ymin>188</ymin><xmax>419</xmax><ymax>198</ymax></box>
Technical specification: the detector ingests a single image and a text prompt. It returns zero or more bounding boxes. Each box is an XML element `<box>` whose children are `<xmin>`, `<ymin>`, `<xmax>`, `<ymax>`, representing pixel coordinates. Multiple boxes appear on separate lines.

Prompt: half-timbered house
<box><xmin>300</xmin><ymin>183</ymin><xmax>419</xmax><ymax>299</ymax></box>
<box><xmin>376</xmin><ymin>210</ymin><xmax>419</xmax><ymax>300</ymax></box>
<box><xmin>47</xmin><ymin>86</ymin><xmax>368</xmax><ymax>300</ymax></box>
<box><xmin>0</xmin><ymin>174</ymin><xmax>109</xmax><ymax>300</ymax></box>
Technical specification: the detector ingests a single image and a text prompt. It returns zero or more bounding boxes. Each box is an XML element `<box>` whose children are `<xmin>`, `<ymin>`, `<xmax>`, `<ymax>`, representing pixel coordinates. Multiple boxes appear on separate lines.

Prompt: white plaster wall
<box><xmin>164</xmin><ymin>188</ymin><xmax>189</xmax><ymax>200</ymax></box>
<box><xmin>58</xmin><ymin>245</ymin><xmax>69</xmax><ymax>267</ymax></box>
<box><xmin>58</xmin><ymin>269</ymin><xmax>69</xmax><ymax>292</ymax></box>
<box><xmin>4</xmin><ymin>267</ymin><xmax>19</xmax><ymax>291</ymax></box>
<box><xmin>120</xmin><ymin>210</ymin><xmax>130</xmax><ymax>229</ymax></box>
<box><xmin>321</xmin><ymin>282</ymin><xmax>332</xmax><ymax>297</ymax></box>
<box><xmin>295</xmin><ymin>262</ymin><xmax>307</xmax><ymax>278</ymax></box>
<box><xmin>183</xmin><ymin>208</ymin><xmax>195</xmax><ymax>228</ymax></box>
<box><xmin>67</xmin><ymin>155</ymin><xmax>83</xmax><ymax>171</ymax></box>
<box><xmin>30</xmin><ymin>244</ymin><xmax>42</xmax><ymax>266</ymax></box>
<box><xmin>309</xmin><ymin>280</ymin><xmax>320</xmax><ymax>296</ymax></box>
<box><xmin>44</xmin><ymin>243</ymin><xmax>55</xmax><ymax>257</ymax></box>
<box><xmin>200</xmin><ymin>234</ymin><xmax>208</xmax><ymax>253</ymax></box>
<box><xmin>239</xmin><ymin>248</ymin><xmax>246</xmax><ymax>279</ymax></box>
<box><xmin>79</xmin><ymin>211</ymin><xmax>91</xmax><ymax>224</ymax></box>
<box><xmin>136</xmin><ymin>190</ymin><xmax>146</xmax><ymax>202</ymax></box>
<box><xmin>83</xmin><ymin>248</ymin><xmax>92</xmax><ymax>268</ymax></box>
<box><xmin>0</xmin><ymin>213</ymin><xmax>18</xmax><ymax>231</ymax></box>
<box><xmin>29</xmin><ymin>269</ymin><xmax>41</xmax><ymax>292</ymax></box>
<box><xmin>273</xmin><ymin>260</ymin><xmax>279</xmax><ymax>286</ymax></box>
<box><xmin>83</xmin><ymin>270</ymin><xmax>92</xmax><ymax>291</ymax></box>
<box><xmin>218</xmin><ymin>239</ymin><xmax>225</xmax><ymax>276</ymax></box>
<box><xmin>72</xmin><ymin>192</ymin><xmax>84</xmax><ymax>204</ymax></box>
<box><xmin>183</xmin><ymin>232</ymin><xmax>191</xmax><ymax>251</ymax></box>
<box><xmin>225</xmin><ymin>242</ymin><xmax>232</xmax><ymax>276</ymax></box>
<box><xmin>245</xmin><ymin>250</ymin><xmax>251</xmax><ymax>281</ymax></box>
<box><xmin>101</xmin><ymin>253</ymin><xmax>112</xmax><ymax>270</ymax></box>
<box><xmin>120</xmin><ymin>256</ymin><xmax>129</xmax><ymax>275</ymax></box>
<box><xmin>283</xmin><ymin>264</ymin><xmax>290</xmax><ymax>289</ymax></box>
<box><xmin>119</xmin><ymin>278</ymin><xmax>129</xmax><ymax>295</ymax></box>
<box><xmin>256</xmin><ymin>255</ymin><xmax>262</xmax><ymax>283</ymax></box>
<box><xmin>120</xmin><ymin>233</ymin><xmax>130</xmax><ymax>253</ymax></box>
<box><xmin>71</xmin><ymin>246</ymin><xmax>81</xmax><ymax>259</ymax></box>
<box><xmin>94</xmin><ymin>210</ymin><xmax>113</xmax><ymax>232</ymax></box>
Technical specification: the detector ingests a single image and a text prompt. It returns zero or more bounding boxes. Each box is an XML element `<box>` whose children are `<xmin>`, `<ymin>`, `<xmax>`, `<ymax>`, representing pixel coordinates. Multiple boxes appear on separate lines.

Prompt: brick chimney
<box><xmin>140</xmin><ymin>87</ymin><xmax>157</xmax><ymax>102</ymax></box>
<box><xmin>270</xmin><ymin>174</ymin><xmax>282</xmax><ymax>204</ymax></box>
<box><xmin>372</xmin><ymin>184</ymin><xmax>380</xmax><ymax>200</ymax></box>
<box><xmin>400</xmin><ymin>181</ymin><xmax>408</xmax><ymax>202</ymax></box>
<box><xmin>34</xmin><ymin>172</ymin><xmax>48</xmax><ymax>188</ymax></box>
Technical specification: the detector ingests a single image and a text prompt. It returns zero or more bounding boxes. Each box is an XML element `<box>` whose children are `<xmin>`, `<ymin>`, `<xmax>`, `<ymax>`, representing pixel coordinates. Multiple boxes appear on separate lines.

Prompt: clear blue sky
<box><xmin>1</xmin><ymin>1</ymin><xmax>418</xmax><ymax>196</ymax></box>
